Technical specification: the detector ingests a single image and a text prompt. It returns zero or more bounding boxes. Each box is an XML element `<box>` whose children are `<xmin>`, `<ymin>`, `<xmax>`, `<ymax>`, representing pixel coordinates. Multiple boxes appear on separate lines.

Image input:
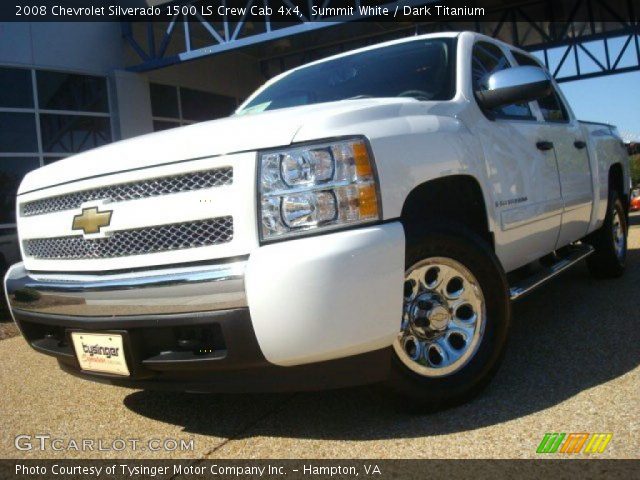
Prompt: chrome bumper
<box><xmin>3</xmin><ymin>261</ymin><xmax>246</xmax><ymax>317</ymax></box>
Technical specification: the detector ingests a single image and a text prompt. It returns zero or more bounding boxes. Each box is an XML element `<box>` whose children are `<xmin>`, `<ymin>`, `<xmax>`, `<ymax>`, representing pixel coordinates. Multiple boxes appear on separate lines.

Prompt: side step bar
<box><xmin>509</xmin><ymin>244</ymin><xmax>595</xmax><ymax>301</ymax></box>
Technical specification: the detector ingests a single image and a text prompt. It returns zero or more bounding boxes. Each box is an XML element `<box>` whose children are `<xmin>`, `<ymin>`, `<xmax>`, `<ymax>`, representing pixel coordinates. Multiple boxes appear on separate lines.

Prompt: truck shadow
<box><xmin>124</xmin><ymin>223</ymin><xmax>640</xmax><ymax>440</ymax></box>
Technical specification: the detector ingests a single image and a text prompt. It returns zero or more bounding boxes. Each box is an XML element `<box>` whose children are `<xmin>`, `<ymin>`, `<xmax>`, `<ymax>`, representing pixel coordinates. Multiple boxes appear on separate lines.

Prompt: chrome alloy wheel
<box><xmin>394</xmin><ymin>257</ymin><xmax>486</xmax><ymax>377</ymax></box>
<box><xmin>612</xmin><ymin>209</ymin><xmax>626</xmax><ymax>260</ymax></box>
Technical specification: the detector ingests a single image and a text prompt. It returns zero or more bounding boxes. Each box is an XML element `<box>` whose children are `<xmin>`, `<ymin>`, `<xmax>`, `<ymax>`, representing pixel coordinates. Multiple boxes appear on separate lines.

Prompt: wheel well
<box><xmin>609</xmin><ymin>163</ymin><xmax>627</xmax><ymax>208</ymax></box>
<box><xmin>400</xmin><ymin>175</ymin><xmax>493</xmax><ymax>248</ymax></box>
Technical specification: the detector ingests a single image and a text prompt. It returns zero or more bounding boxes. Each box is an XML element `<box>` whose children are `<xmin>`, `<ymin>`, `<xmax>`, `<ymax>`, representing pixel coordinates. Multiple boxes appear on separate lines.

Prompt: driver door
<box><xmin>471</xmin><ymin>41</ymin><xmax>563</xmax><ymax>271</ymax></box>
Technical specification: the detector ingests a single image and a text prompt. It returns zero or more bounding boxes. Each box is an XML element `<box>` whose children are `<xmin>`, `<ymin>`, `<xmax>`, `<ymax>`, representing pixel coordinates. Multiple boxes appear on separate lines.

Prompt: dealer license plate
<box><xmin>71</xmin><ymin>332</ymin><xmax>130</xmax><ymax>376</ymax></box>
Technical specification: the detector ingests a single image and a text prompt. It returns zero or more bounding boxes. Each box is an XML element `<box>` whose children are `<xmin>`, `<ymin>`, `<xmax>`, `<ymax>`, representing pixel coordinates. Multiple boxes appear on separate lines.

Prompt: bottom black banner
<box><xmin>1</xmin><ymin>459</ymin><xmax>638</xmax><ymax>480</ymax></box>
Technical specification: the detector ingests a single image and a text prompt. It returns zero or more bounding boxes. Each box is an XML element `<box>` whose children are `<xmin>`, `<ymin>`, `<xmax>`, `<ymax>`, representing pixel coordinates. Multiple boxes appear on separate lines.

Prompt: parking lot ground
<box><xmin>1</xmin><ymin>212</ymin><xmax>639</xmax><ymax>460</ymax></box>
<box><xmin>0</xmin><ymin>320</ymin><xmax>18</xmax><ymax>340</ymax></box>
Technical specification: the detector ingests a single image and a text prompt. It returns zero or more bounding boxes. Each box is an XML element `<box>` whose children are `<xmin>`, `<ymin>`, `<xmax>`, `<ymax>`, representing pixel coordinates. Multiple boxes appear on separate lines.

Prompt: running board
<box><xmin>509</xmin><ymin>244</ymin><xmax>595</xmax><ymax>301</ymax></box>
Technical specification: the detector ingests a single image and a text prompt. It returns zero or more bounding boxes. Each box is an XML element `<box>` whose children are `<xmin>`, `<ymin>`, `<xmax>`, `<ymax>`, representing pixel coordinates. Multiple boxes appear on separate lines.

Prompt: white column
<box><xmin>110</xmin><ymin>70</ymin><xmax>154</xmax><ymax>140</ymax></box>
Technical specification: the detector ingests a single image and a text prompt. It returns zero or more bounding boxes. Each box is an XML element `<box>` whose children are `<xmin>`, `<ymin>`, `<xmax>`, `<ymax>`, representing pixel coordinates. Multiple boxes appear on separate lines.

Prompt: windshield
<box><xmin>237</xmin><ymin>38</ymin><xmax>455</xmax><ymax>115</ymax></box>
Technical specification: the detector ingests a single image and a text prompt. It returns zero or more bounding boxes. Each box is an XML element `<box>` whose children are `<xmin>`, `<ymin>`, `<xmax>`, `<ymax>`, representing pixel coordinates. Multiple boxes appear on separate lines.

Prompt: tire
<box><xmin>585</xmin><ymin>189</ymin><xmax>627</xmax><ymax>279</ymax></box>
<box><xmin>387</xmin><ymin>224</ymin><xmax>511</xmax><ymax>411</ymax></box>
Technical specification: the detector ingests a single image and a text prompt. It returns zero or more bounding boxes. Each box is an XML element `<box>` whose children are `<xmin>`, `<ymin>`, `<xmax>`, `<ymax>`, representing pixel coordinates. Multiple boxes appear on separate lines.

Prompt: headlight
<box><xmin>258</xmin><ymin>138</ymin><xmax>380</xmax><ymax>241</ymax></box>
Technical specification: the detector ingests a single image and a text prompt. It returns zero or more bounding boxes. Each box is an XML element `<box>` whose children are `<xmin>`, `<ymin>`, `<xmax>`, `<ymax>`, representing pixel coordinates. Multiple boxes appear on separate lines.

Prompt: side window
<box><xmin>471</xmin><ymin>42</ymin><xmax>533</xmax><ymax>120</ymax></box>
<box><xmin>512</xmin><ymin>51</ymin><xmax>569</xmax><ymax>123</ymax></box>
<box><xmin>537</xmin><ymin>90</ymin><xmax>569</xmax><ymax>123</ymax></box>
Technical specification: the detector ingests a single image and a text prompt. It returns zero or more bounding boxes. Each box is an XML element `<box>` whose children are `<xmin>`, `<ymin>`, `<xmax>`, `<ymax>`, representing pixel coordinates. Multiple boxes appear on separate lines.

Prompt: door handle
<box><xmin>574</xmin><ymin>140</ymin><xmax>587</xmax><ymax>149</ymax></box>
<box><xmin>536</xmin><ymin>141</ymin><xmax>554</xmax><ymax>151</ymax></box>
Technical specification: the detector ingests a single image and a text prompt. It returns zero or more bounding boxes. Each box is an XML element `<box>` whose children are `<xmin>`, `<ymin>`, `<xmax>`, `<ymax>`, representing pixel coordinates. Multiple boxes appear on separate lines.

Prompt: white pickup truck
<box><xmin>4</xmin><ymin>32</ymin><xmax>631</xmax><ymax>408</ymax></box>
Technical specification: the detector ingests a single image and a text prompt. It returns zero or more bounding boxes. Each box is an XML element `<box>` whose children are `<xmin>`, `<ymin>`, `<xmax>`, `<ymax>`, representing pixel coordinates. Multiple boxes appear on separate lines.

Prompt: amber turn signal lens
<box><xmin>358</xmin><ymin>184</ymin><xmax>378</xmax><ymax>218</ymax></box>
<box><xmin>353</xmin><ymin>141</ymin><xmax>373</xmax><ymax>178</ymax></box>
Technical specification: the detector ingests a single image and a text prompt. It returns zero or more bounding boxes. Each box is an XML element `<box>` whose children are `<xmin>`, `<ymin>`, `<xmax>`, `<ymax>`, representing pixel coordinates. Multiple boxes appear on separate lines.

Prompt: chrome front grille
<box><xmin>23</xmin><ymin>217</ymin><xmax>233</xmax><ymax>260</ymax></box>
<box><xmin>22</xmin><ymin>167</ymin><xmax>233</xmax><ymax>217</ymax></box>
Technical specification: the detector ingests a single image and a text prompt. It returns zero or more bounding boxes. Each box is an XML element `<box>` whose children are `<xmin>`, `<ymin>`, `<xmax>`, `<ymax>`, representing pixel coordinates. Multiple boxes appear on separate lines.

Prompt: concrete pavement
<box><xmin>1</xmin><ymin>213</ymin><xmax>639</xmax><ymax>459</ymax></box>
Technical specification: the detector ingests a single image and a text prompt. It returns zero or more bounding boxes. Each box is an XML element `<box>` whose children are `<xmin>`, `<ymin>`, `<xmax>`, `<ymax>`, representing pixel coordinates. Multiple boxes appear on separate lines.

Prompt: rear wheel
<box><xmin>387</xmin><ymin>226</ymin><xmax>511</xmax><ymax>410</ymax></box>
<box><xmin>585</xmin><ymin>189</ymin><xmax>627</xmax><ymax>278</ymax></box>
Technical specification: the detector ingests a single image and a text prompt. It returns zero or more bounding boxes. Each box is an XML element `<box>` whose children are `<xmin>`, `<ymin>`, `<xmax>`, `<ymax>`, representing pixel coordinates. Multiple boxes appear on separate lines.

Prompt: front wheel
<box><xmin>387</xmin><ymin>226</ymin><xmax>511</xmax><ymax>410</ymax></box>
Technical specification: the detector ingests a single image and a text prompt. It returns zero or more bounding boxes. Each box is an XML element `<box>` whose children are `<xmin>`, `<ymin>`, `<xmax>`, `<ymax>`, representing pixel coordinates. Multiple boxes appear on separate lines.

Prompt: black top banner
<box><xmin>2</xmin><ymin>0</ymin><xmax>639</xmax><ymax>22</ymax></box>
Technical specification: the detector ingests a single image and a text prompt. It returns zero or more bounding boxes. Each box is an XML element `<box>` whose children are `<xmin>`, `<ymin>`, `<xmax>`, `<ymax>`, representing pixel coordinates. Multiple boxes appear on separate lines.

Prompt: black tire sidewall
<box><xmin>586</xmin><ymin>189</ymin><xmax>627</xmax><ymax>277</ymax></box>
<box><xmin>608</xmin><ymin>196</ymin><xmax>627</xmax><ymax>267</ymax></box>
<box><xmin>388</xmin><ymin>226</ymin><xmax>511</xmax><ymax>406</ymax></box>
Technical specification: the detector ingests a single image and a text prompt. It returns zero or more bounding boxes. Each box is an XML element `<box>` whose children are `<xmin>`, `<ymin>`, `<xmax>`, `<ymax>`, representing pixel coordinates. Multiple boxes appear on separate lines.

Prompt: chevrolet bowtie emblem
<box><xmin>72</xmin><ymin>207</ymin><xmax>113</xmax><ymax>235</ymax></box>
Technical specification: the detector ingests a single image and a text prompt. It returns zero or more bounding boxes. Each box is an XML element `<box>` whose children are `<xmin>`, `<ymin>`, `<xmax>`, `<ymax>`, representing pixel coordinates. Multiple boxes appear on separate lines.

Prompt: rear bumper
<box><xmin>4</xmin><ymin>223</ymin><xmax>404</xmax><ymax>391</ymax></box>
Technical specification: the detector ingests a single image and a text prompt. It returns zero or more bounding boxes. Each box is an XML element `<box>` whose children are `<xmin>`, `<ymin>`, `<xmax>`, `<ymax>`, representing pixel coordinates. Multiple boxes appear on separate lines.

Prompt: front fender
<box><xmin>292</xmin><ymin>101</ymin><xmax>495</xmax><ymax>231</ymax></box>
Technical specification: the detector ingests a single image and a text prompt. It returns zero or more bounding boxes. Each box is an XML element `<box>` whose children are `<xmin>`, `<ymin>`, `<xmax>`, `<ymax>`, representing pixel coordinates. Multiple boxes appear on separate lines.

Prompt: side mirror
<box><xmin>476</xmin><ymin>66</ymin><xmax>552</xmax><ymax>109</ymax></box>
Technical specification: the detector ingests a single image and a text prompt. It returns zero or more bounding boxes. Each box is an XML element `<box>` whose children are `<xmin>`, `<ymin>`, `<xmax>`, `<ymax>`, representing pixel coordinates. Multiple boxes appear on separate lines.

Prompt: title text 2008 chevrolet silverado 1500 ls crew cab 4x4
<box><xmin>4</xmin><ymin>32</ymin><xmax>631</xmax><ymax>408</ymax></box>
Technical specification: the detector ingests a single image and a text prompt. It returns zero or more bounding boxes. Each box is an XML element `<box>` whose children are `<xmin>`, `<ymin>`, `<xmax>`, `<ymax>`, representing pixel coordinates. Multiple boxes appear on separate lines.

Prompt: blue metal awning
<box><xmin>125</xmin><ymin>0</ymin><xmax>437</xmax><ymax>71</ymax></box>
<box><xmin>125</xmin><ymin>0</ymin><xmax>640</xmax><ymax>83</ymax></box>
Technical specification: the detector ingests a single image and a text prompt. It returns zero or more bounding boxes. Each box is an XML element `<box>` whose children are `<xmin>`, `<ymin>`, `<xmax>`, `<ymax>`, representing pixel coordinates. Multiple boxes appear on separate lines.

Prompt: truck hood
<box><xmin>19</xmin><ymin>97</ymin><xmax>424</xmax><ymax>194</ymax></box>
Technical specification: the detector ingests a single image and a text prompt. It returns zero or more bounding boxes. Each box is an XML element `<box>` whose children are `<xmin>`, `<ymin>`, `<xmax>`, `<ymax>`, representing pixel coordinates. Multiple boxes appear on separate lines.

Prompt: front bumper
<box><xmin>4</xmin><ymin>223</ymin><xmax>405</xmax><ymax>391</ymax></box>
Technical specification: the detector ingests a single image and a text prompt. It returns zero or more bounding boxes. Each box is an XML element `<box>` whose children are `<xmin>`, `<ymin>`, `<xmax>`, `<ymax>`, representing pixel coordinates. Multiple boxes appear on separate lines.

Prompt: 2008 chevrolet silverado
<box><xmin>4</xmin><ymin>32</ymin><xmax>631</xmax><ymax>407</ymax></box>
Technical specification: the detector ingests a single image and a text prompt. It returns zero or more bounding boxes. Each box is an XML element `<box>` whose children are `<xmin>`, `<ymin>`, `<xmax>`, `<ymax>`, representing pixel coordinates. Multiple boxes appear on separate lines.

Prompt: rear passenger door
<box><xmin>511</xmin><ymin>51</ymin><xmax>593</xmax><ymax>248</ymax></box>
<box><xmin>471</xmin><ymin>42</ymin><xmax>563</xmax><ymax>270</ymax></box>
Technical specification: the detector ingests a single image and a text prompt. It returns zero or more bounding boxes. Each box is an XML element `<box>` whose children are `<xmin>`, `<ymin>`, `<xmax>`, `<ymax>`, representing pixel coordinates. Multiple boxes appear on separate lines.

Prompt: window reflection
<box><xmin>37</xmin><ymin>71</ymin><xmax>108</xmax><ymax>113</ymax></box>
<box><xmin>40</xmin><ymin>114</ymin><xmax>111</xmax><ymax>153</ymax></box>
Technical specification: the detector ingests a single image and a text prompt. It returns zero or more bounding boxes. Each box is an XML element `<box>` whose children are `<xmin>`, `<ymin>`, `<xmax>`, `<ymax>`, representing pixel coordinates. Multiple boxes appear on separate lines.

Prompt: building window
<box><xmin>150</xmin><ymin>83</ymin><xmax>179</xmax><ymax>118</ymax></box>
<box><xmin>150</xmin><ymin>83</ymin><xmax>236</xmax><ymax>131</ymax></box>
<box><xmin>40</xmin><ymin>114</ymin><xmax>111</xmax><ymax>153</ymax></box>
<box><xmin>0</xmin><ymin>66</ymin><xmax>112</xmax><ymax>227</ymax></box>
<box><xmin>0</xmin><ymin>67</ymin><xmax>33</xmax><ymax>108</ymax></box>
<box><xmin>0</xmin><ymin>156</ymin><xmax>39</xmax><ymax>225</ymax></box>
<box><xmin>181</xmin><ymin>87</ymin><xmax>236</xmax><ymax>121</ymax></box>
<box><xmin>153</xmin><ymin>120</ymin><xmax>181</xmax><ymax>131</ymax></box>
<box><xmin>0</xmin><ymin>112</ymin><xmax>38</xmax><ymax>152</ymax></box>
<box><xmin>37</xmin><ymin>71</ymin><xmax>109</xmax><ymax>113</ymax></box>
